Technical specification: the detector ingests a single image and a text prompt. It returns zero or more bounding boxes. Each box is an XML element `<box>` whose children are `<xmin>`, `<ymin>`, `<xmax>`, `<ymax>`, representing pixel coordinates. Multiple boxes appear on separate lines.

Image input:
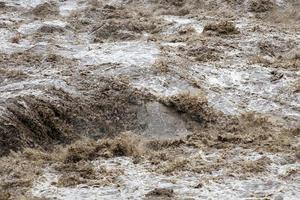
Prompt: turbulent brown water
<box><xmin>0</xmin><ymin>0</ymin><xmax>299</xmax><ymax>199</ymax></box>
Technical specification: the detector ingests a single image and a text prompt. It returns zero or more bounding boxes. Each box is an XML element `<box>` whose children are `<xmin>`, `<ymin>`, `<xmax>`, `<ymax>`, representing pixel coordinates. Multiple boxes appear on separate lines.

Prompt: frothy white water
<box><xmin>31</xmin><ymin>150</ymin><xmax>300</xmax><ymax>199</ymax></box>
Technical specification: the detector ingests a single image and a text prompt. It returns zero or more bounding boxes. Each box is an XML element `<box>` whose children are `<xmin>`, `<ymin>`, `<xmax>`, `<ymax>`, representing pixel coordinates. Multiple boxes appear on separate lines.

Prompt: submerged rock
<box><xmin>138</xmin><ymin>102</ymin><xmax>188</xmax><ymax>139</ymax></box>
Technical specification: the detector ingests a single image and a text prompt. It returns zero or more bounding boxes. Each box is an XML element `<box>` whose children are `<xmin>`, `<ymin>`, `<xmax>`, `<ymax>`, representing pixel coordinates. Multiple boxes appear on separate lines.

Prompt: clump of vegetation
<box><xmin>248</xmin><ymin>0</ymin><xmax>275</xmax><ymax>13</ymax></box>
<box><xmin>203</xmin><ymin>21</ymin><xmax>239</xmax><ymax>35</ymax></box>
